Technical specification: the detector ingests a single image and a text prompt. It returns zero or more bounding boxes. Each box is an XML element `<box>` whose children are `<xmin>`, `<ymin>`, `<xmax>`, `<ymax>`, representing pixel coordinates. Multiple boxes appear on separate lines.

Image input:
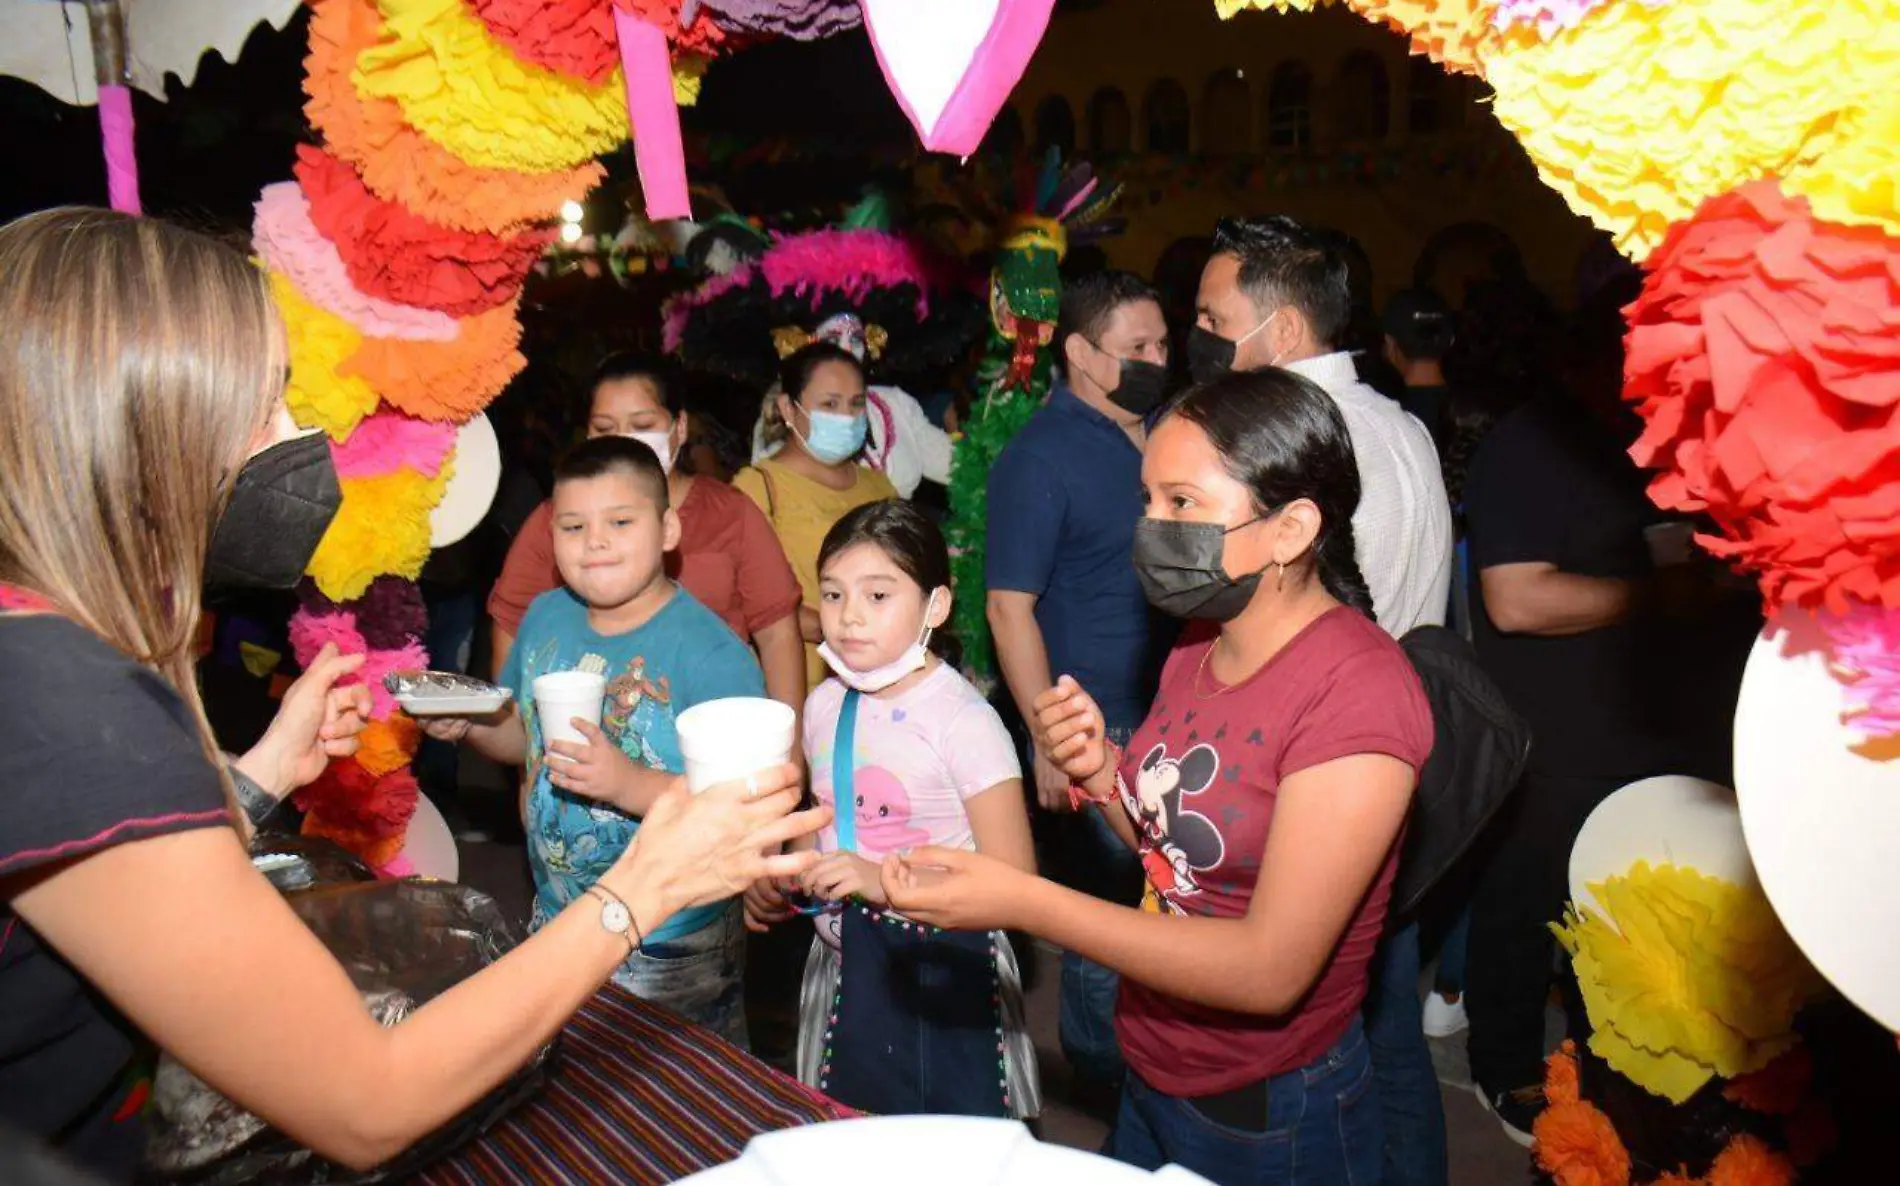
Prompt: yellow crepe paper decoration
<box><xmin>1486</xmin><ymin>0</ymin><xmax>1900</xmax><ymax>256</ymax></box>
<box><xmin>305</xmin><ymin>463</ymin><xmax>453</xmax><ymax>601</ymax></box>
<box><xmin>1786</xmin><ymin>95</ymin><xmax>1900</xmax><ymax>238</ymax></box>
<box><xmin>268</xmin><ymin>270</ymin><xmax>380</xmax><ymax>442</ymax></box>
<box><xmin>674</xmin><ymin>53</ymin><xmax>708</xmax><ymax>107</ymax></box>
<box><xmin>354</xmin><ymin>0</ymin><xmax>629</xmax><ymax>174</ymax></box>
<box><xmin>1217</xmin><ymin>0</ymin><xmax>1332</xmax><ymax>16</ymax></box>
<box><xmin>1554</xmin><ymin>862</ymin><xmax>1824</xmax><ymax>1105</ymax></box>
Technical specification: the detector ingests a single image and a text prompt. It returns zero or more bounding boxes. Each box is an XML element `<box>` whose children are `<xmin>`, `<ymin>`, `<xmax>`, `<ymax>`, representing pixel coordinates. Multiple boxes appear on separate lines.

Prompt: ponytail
<box><xmin>1314</xmin><ymin>523</ymin><xmax>1375</xmax><ymax>619</ymax></box>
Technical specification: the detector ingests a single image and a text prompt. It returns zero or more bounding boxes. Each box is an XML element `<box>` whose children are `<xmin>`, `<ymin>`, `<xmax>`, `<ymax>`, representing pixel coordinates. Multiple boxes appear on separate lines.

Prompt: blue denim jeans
<box><xmin>1054</xmin><ymin>724</ymin><xmax>1143</xmax><ymax>1086</ymax></box>
<box><xmin>1107</xmin><ymin>1020</ymin><xmax>1381</xmax><ymax>1186</ymax></box>
<box><xmin>1364</xmin><ymin>920</ymin><xmax>1448</xmax><ymax>1186</ymax></box>
<box><xmin>1433</xmin><ymin>907</ymin><xmax>1470</xmax><ymax>997</ymax></box>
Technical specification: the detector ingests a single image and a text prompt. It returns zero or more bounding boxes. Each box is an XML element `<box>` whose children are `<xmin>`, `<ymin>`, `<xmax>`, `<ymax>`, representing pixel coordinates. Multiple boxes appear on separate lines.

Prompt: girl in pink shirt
<box><xmin>743</xmin><ymin>501</ymin><xmax>1039</xmax><ymax>1119</ymax></box>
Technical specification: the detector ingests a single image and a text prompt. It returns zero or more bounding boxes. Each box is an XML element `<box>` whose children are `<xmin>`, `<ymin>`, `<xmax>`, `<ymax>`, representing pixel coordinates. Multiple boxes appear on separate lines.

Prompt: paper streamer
<box><xmin>860</xmin><ymin>0</ymin><xmax>1058</xmax><ymax>158</ymax></box>
<box><xmin>613</xmin><ymin>8</ymin><xmax>690</xmax><ymax>221</ymax></box>
<box><xmin>97</xmin><ymin>84</ymin><xmax>141</xmax><ymax>215</ymax></box>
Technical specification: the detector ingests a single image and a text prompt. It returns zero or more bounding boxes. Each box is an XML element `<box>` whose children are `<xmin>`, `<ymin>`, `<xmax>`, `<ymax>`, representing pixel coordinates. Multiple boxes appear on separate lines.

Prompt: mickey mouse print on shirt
<box><xmin>1120</xmin><ymin>742</ymin><xmax>1227</xmax><ymax>915</ymax></box>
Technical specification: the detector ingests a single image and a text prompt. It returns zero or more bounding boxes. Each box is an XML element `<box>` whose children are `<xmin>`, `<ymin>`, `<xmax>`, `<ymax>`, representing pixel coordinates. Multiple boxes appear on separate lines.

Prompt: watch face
<box><xmin>601</xmin><ymin>900</ymin><xmax>631</xmax><ymax>934</ymax></box>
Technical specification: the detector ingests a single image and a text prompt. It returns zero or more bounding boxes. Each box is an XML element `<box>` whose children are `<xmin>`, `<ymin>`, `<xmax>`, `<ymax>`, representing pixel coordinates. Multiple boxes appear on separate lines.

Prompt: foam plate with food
<box><xmin>385</xmin><ymin>670</ymin><xmax>513</xmax><ymax>717</ymax></box>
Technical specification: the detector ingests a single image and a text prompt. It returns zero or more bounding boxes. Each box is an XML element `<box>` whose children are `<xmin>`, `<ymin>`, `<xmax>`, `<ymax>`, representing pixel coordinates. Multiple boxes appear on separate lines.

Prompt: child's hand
<box><xmin>419</xmin><ymin>717</ymin><xmax>473</xmax><ymax>743</ymax></box>
<box><xmin>742</xmin><ymin>875</ymin><xmax>795</xmax><ymax>932</ymax></box>
<box><xmin>546</xmin><ymin>719</ymin><xmax>640</xmax><ymax>811</ymax></box>
<box><xmin>803</xmin><ymin>852</ymin><xmax>887</xmax><ymax>906</ymax></box>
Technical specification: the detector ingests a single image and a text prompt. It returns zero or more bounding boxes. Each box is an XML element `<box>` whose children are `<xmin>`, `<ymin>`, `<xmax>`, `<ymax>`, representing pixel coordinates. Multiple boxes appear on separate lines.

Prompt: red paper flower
<box><xmin>295</xmin><ymin>145</ymin><xmax>554</xmax><ymax>317</ymax></box>
<box><xmin>1624</xmin><ymin>180</ymin><xmax>1900</xmax><ymax>613</ymax></box>
<box><xmin>616</xmin><ymin>0</ymin><xmax>726</xmax><ymax>55</ymax></box>
<box><xmin>471</xmin><ymin>0</ymin><xmax>620</xmax><ymax>83</ymax></box>
<box><xmin>294</xmin><ymin>756</ymin><xmax>420</xmax><ymax>839</ymax></box>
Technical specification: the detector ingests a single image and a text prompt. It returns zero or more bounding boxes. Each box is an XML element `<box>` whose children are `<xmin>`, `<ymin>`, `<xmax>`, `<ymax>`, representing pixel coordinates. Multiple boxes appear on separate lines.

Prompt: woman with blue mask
<box><xmin>734</xmin><ymin>343</ymin><xmax>898</xmax><ymax>690</ymax></box>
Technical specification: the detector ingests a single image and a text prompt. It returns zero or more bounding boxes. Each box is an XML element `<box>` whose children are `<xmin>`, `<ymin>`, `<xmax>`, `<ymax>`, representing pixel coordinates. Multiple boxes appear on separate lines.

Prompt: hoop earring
<box><xmin>1275</xmin><ymin>561</ymin><xmax>1286</xmax><ymax>593</ymax></box>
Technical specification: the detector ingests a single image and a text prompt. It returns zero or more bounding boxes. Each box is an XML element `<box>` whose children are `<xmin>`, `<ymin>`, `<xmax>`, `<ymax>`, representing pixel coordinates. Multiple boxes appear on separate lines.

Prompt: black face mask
<box><xmin>1131</xmin><ymin>516</ymin><xmax>1269</xmax><ymax>622</ymax></box>
<box><xmin>1107</xmin><ymin>357</ymin><xmax>1172</xmax><ymax>417</ymax></box>
<box><xmin>1185</xmin><ymin>325</ymin><xmax>1239</xmax><ymax>385</ymax></box>
<box><xmin>205</xmin><ymin>433</ymin><xmax>342</xmax><ymax>595</ymax></box>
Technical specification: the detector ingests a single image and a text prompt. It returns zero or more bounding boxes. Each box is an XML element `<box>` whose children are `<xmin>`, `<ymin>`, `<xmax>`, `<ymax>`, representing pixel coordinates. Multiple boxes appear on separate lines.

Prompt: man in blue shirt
<box><xmin>986</xmin><ymin>269</ymin><xmax>1172</xmax><ymax>1091</ymax></box>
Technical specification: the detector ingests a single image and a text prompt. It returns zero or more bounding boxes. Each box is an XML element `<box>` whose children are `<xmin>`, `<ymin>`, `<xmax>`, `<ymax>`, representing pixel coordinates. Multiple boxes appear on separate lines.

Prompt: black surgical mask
<box><xmin>1185</xmin><ymin>325</ymin><xmax>1239</xmax><ymax>385</ymax></box>
<box><xmin>1107</xmin><ymin>357</ymin><xmax>1172</xmax><ymax>417</ymax></box>
<box><xmin>205</xmin><ymin>433</ymin><xmax>342</xmax><ymax>595</ymax></box>
<box><xmin>1131</xmin><ymin>516</ymin><xmax>1270</xmax><ymax>621</ymax></box>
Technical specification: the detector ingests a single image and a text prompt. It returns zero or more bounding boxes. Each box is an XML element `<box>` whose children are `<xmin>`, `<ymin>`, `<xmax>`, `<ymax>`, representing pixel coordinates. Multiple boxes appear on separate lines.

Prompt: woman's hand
<box><xmin>1033</xmin><ymin>676</ymin><xmax>1111</xmax><ymax>787</ymax></box>
<box><xmin>602</xmin><ymin>763</ymin><xmax>827</xmax><ymax>923</ymax></box>
<box><xmin>803</xmin><ymin>852</ymin><xmax>886</xmax><ymax>906</ymax></box>
<box><xmin>238</xmin><ymin>644</ymin><xmax>374</xmax><ymax>797</ymax></box>
<box><xmin>546</xmin><ymin>720</ymin><xmax>640</xmax><ymax>811</ymax></box>
<box><xmin>878</xmin><ymin>847</ymin><xmax>1035</xmax><ymax>932</ymax></box>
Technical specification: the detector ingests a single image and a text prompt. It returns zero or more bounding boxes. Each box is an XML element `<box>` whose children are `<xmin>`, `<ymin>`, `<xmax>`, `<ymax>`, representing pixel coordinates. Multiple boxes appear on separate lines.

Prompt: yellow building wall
<box><xmin>1008</xmin><ymin>1</ymin><xmax>1598</xmax><ymax>306</ymax></box>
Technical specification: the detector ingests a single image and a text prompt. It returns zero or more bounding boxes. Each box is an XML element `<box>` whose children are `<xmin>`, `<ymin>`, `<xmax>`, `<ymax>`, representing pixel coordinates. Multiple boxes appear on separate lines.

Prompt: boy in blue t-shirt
<box><xmin>425</xmin><ymin>436</ymin><xmax>764</xmax><ymax>1046</ymax></box>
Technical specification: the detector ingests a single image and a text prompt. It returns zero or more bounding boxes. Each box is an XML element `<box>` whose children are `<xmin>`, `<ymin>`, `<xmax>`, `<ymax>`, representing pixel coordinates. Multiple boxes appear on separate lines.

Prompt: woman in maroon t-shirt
<box><xmin>884</xmin><ymin>370</ymin><xmax>1431</xmax><ymax>1185</ymax></box>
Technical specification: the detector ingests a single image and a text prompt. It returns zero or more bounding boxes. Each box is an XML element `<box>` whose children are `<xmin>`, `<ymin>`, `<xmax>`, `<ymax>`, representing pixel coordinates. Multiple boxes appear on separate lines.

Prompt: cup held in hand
<box><xmin>532</xmin><ymin>670</ymin><xmax>606</xmax><ymax>753</ymax></box>
<box><xmin>676</xmin><ymin>697</ymin><xmax>795</xmax><ymax>794</ymax></box>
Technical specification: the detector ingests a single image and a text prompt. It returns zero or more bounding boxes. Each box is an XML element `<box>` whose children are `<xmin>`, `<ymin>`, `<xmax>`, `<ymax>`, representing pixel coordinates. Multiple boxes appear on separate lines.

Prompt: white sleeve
<box><xmin>876</xmin><ymin>386</ymin><xmax>955</xmax><ymax>489</ymax></box>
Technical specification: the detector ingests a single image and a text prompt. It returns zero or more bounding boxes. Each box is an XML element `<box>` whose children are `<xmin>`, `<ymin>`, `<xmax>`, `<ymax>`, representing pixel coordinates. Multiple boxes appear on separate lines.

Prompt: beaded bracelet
<box><xmin>1066</xmin><ymin>739</ymin><xmax>1124</xmax><ymax>812</ymax></box>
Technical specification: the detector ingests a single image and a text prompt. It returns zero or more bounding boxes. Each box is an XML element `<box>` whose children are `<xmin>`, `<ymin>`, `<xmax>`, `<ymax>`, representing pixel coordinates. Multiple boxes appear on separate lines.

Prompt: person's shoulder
<box><xmin>520</xmin><ymin>586</ymin><xmax>583</xmax><ymax>636</ymax></box>
<box><xmin>521</xmin><ymin>498</ymin><xmax>554</xmax><ymax>531</ymax></box>
<box><xmin>663</xmin><ymin>587</ymin><xmax>751</xmax><ymax>652</ymax></box>
<box><xmin>0</xmin><ymin>617</ymin><xmax>226</xmax><ymax>858</ymax></box>
<box><xmin>687</xmin><ymin>474</ymin><xmax>748</xmax><ymax>514</ymax></box>
<box><xmin>0</xmin><ymin>615</ymin><xmax>172</xmax><ymax>704</ymax></box>
<box><xmin>857</xmin><ymin>467</ymin><xmax>899</xmax><ymax>501</ymax></box>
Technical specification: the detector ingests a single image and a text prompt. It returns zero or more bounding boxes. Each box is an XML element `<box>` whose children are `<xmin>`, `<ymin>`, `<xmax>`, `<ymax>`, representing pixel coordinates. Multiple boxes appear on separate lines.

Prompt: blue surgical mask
<box><xmin>796</xmin><ymin>408</ymin><xmax>868</xmax><ymax>464</ymax></box>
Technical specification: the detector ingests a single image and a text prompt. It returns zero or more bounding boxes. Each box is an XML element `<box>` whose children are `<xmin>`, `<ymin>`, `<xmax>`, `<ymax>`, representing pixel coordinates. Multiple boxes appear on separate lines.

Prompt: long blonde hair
<box><xmin>0</xmin><ymin>208</ymin><xmax>284</xmax><ymax>777</ymax></box>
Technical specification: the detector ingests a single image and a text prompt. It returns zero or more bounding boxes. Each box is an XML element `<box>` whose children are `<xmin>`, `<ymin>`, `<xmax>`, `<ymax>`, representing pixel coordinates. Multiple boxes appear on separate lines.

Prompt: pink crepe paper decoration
<box><xmin>1824</xmin><ymin>605</ymin><xmax>1900</xmax><ymax>740</ymax></box>
<box><xmin>759</xmin><ymin>229</ymin><xmax>938</xmax><ymax>314</ymax></box>
<box><xmin>289</xmin><ymin>607</ymin><xmax>369</xmax><ymax>666</ymax></box>
<box><xmin>98</xmin><ymin>84</ymin><xmax>142</xmax><ymax>215</ymax></box>
<box><xmin>613</xmin><ymin>8</ymin><xmax>691</xmax><ymax>221</ymax></box>
<box><xmin>252</xmin><ymin>182</ymin><xmax>459</xmax><ymax>341</ymax></box>
<box><xmin>330</xmin><ymin>411</ymin><xmax>458</xmax><ymax>481</ymax></box>
<box><xmin>860</xmin><ymin>0</ymin><xmax>1058</xmax><ymax>158</ymax></box>
<box><xmin>288</xmin><ymin>607</ymin><xmax>425</xmax><ymax>720</ymax></box>
<box><xmin>355</xmin><ymin>642</ymin><xmax>430</xmax><ymax>720</ymax></box>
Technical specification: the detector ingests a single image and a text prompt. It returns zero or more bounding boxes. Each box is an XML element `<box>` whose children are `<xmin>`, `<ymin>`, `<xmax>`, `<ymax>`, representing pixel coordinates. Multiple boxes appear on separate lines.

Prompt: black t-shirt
<box><xmin>0</xmin><ymin>615</ymin><xmax>231</xmax><ymax>1180</ymax></box>
<box><xmin>1464</xmin><ymin>400</ymin><xmax>1667</xmax><ymax>780</ymax></box>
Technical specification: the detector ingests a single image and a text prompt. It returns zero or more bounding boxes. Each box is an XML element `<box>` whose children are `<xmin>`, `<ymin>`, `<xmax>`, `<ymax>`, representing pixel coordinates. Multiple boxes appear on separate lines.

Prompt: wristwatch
<box><xmin>584</xmin><ymin>885</ymin><xmax>641</xmax><ymax>956</ymax></box>
<box><xmin>222</xmin><ymin>755</ymin><xmax>281</xmax><ymax>829</ymax></box>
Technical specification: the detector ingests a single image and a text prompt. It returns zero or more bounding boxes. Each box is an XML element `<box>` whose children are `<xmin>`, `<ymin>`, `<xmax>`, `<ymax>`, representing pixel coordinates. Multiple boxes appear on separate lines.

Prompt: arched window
<box><xmin>982</xmin><ymin>104</ymin><xmax>1024</xmax><ymax>158</ymax></box>
<box><xmin>1407</xmin><ymin>56</ymin><xmax>1448</xmax><ymax>135</ymax></box>
<box><xmin>1143</xmin><ymin>79</ymin><xmax>1191</xmax><ymax>154</ymax></box>
<box><xmin>1334</xmin><ymin>52</ymin><xmax>1391</xmax><ymax>142</ymax></box>
<box><xmin>1034</xmin><ymin>95</ymin><xmax>1076</xmax><ymax>156</ymax></box>
<box><xmin>1087</xmin><ymin>87</ymin><xmax>1132</xmax><ymax>154</ymax></box>
<box><xmin>1200</xmin><ymin>68</ymin><xmax>1252</xmax><ymax>156</ymax></box>
<box><xmin>1264</xmin><ymin>62</ymin><xmax>1312</xmax><ymax>151</ymax></box>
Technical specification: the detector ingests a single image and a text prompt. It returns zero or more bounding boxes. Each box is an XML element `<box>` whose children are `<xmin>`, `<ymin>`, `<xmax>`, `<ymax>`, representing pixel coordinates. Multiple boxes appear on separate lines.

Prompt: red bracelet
<box><xmin>1067</xmin><ymin>740</ymin><xmax>1123</xmax><ymax>811</ymax></box>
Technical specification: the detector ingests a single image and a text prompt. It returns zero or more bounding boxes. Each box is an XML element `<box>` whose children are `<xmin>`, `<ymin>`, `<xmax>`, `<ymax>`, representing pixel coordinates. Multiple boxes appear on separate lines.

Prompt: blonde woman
<box><xmin>733</xmin><ymin>342</ymin><xmax>898</xmax><ymax>689</ymax></box>
<box><xmin>0</xmin><ymin>209</ymin><xmax>826</xmax><ymax>1180</ymax></box>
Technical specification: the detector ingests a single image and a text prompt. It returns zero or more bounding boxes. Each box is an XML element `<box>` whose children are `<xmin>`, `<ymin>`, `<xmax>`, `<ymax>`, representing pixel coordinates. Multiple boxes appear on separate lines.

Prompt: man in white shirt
<box><xmin>1189</xmin><ymin>216</ymin><xmax>1452</xmax><ymax>637</ymax></box>
<box><xmin>1189</xmin><ymin>215</ymin><xmax>1454</xmax><ymax>1186</ymax></box>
